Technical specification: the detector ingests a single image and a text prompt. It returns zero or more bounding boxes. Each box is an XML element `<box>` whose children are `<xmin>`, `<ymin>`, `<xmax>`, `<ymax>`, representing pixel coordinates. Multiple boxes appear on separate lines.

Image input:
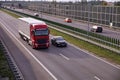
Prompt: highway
<box><xmin>14</xmin><ymin>8</ymin><xmax>120</xmax><ymax>40</ymax></box>
<box><xmin>0</xmin><ymin>11</ymin><xmax>120</xmax><ymax>80</ymax></box>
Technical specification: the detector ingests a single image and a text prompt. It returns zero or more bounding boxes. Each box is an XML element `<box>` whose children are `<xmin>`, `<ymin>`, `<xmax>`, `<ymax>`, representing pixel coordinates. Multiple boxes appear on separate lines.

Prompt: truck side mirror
<box><xmin>31</xmin><ymin>30</ymin><xmax>35</xmax><ymax>35</ymax></box>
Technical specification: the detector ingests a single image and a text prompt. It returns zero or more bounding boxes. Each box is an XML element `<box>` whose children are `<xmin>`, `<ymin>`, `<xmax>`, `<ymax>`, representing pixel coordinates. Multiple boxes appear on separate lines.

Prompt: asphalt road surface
<box><xmin>14</xmin><ymin>8</ymin><xmax>120</xmax><ymax>40</ymax></box>
<box><xmin>0</xmin><ymin>11</ymin><xmax>120</xmax><ymax>80</ymax></box>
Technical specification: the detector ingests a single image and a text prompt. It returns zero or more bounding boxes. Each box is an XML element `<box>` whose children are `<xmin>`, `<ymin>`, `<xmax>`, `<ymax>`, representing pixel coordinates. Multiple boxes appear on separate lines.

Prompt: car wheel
<box><xmin>55</xmin><ymin>43</ymin><xmax>58</xmax><ymax>47</ymax></box>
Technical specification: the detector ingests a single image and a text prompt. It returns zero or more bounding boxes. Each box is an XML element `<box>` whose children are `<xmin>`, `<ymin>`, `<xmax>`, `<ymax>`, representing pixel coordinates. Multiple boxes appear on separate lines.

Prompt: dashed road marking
<box><xmin>69</xmin><ymin>43</ymin><xmax>120</xmax><ymax>70</ymax></box>
<box><xmin>59</xmin><ymin>53</ymin><xmax>70</xmax><ymax>60</ymax></box>
<box><xmin>94</xmin><ymin>76</ymin><xmax>101</xmax><ymax>80</ymax></box>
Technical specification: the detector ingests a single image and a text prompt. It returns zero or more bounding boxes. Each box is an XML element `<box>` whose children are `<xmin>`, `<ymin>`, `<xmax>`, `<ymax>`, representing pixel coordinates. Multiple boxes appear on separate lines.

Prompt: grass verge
<box><xmin>1</xmin><ymin>8</ymin><xmax>120</xmax><ymax>65</ymax></box>
<box><xmin>0</xmin><ymin>9</ymin><xmax>15</xmax><ymax>79</ymax></box>
<box><xmin>0</xmin><ymin>45</ymin><xmax>14</xmax><ymax>80</ymax></box>
<box><xmin>50</xmin><ymin>28</ymin><xmax>120</xmax><ymax>65</ymax></box>
<box><xmin>0</xmin><ymin>8</ymin><xmax>21</xmax><ymax>18</ymax></box>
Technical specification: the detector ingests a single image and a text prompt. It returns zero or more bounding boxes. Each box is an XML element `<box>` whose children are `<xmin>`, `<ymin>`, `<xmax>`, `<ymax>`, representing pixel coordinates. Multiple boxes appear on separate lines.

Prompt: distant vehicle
<box><xmin>90</xmin><ymin>25</ymin><xmax>103</xmax><ymax>33</ymax></box>
<box><xmin>64</xmin><ymin>18</ymin><xmax>72</xmax><ymax>23</ymax></box>
<box><xmin>51</xmin><ymin>36</ymin><xmax>67</xmax><ymax>47</ymax></box>
<box><xmin>34</xmin><ymin>13</ymin><xmax>39</xmax><ymax>16</ymax></box>
<box><xmin>19</xmin><ymin>17</ymin><xmax>50</xmax><ymax>49</ymax></box>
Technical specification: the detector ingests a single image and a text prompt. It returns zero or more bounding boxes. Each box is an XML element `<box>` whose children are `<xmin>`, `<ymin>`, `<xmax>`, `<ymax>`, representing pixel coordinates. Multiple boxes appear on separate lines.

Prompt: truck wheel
<box><xmin>26</xmin><ymin>39</ymin><xmax>29</xmax><ymax>44</ymax></box>
<box><xmin>19</xmin><ymin>34</ymin><xmax>23</xmax><ymax>40</ymax></box>
<box><xmin>32</xmin><ymin>43</ymin><xmax>35</xmax><ymax>49</ymax></box>
<box><xmin>28</xmin><ymin>40</ymin><xmax>30</xmax><ymax>45</ymax></box>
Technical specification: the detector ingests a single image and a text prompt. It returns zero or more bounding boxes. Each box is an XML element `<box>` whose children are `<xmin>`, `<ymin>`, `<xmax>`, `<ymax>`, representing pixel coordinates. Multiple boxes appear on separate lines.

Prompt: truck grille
<box><xmin>37</xmin><ymin>39</ymin><xmax>47</xmax><ymax>44</ymax></box>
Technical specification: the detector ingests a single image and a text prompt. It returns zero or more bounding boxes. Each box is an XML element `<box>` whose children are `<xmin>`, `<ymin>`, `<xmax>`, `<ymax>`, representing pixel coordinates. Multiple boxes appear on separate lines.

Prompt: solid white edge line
<box><xmin>0</xmin><ymin>36</ymin><xmax>25</xmax><ymax>80</ymax></box>
<box><xmin>59</xmin><ymin>53</ymin><xmax>70</xmax><ymax>60</ymax></box>
<box><xmin>0</xmin><ymin>21</ymin><xmax>58</xmax><ymax>80</ymax></box>
<box><xmin>1</xmin><ymin>14</ymin><xmax>120</xmax><ymax>80</ymax></box>
<box><xmin>50</xmin><ymin>26</ymin><xmax>120</xmax><ymax>69</ymax></box>
<box><xmin>68</xmin><ymin>43</ymin><xmax>120</xmax><ymax>70</ymax></box>
<box><xmin>94</xmin><ymin>76</ymin><xmax>101</xmax><ymax>80</ymax></box>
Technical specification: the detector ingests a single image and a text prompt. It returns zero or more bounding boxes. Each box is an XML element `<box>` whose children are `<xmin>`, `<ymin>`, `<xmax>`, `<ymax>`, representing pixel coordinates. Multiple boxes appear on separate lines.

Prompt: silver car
<box><xmin>90</xmin><ymin>25</ymin><xmax>103</xmax><ymax>33</ymax></box>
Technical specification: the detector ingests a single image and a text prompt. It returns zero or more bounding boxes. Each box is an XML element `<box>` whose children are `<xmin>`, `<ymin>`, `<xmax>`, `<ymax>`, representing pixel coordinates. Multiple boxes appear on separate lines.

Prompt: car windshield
<box><xmin>34</xmin><ymin>28</ymin><xmax>49</xmax><ymax>36</ymax></box>
<box><xmin>56</xmin><ymin>37</ymin><xmax>64</xmax><ymax>41</ymax></box>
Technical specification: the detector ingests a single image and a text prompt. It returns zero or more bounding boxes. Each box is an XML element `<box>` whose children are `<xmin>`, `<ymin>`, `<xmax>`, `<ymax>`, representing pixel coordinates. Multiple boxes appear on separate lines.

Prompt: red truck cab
<box><xmin>64</xmin><ymin>18</ymin><xmax>72</xmax><ymax>23</ymax></box>
<box><xmin>30</xmin><ymin>24</ymin><xmax>49</xmax><ymax>48</ymax></box>
<box><xmin>19</xmin><ymin>17</ymin><xmax>50</xmax><ymax>49</ymax></box>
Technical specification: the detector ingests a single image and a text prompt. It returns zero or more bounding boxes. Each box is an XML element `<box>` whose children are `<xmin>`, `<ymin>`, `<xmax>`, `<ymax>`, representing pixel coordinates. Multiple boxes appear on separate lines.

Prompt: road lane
<box><xmin>15</xmin><ymin>8</ymin><xmax>120</xmax><ymax>40</ymax></box>
<box><xmin>0</xmin><ymin>25</ymin><xmax>38</xmax><ymax>80</ymax></box>
<box><xmin>0</xmin><ymin>11</ymin><xmax>56</xmax><ymax>80</ymax></box>
<box><xmin>0</xmin><ymin>11</ymin><xmax>120</xmax><ymax>80</ymax></box>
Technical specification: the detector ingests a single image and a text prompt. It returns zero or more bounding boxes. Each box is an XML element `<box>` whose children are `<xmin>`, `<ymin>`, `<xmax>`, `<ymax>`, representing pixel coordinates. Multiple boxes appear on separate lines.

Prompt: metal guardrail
<box><xmin>3</xmin><ymin>8</ymin><xmax>120</xmax><ymax>53</ymax></box>
<box><xmin>49</xmin><ymin>25</ymin><xmax>120</xmax><ymax>54</ymax></box>
<box><xmin>49</xmin><ymin>23</ymin><xmax>120</xmax><ymax>49</ymax></box>
<box><xmin>0</xmin><ymin>38</ymin><xmax>24</xmax><ymax>80</ymax></box>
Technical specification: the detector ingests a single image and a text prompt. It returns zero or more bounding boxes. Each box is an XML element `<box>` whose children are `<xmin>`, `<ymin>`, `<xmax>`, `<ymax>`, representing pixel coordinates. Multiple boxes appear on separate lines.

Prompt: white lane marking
<box><xmin>0</xmin><ymin>21</ymin><xmax>57</xmax><ymax>80</ymax></box>
<box><xmin>94</xmin><ymin>76</ymin><xmax>101</xmax><ymax>80</ymax></box>
<box><xmin>59</xmin><ymin>53</ymin><xmax>70</xmax><ymax>60</ymax></box>
<box><xmin>69</xmin><ymin>43</ymin><xmax>120</xmax><ymax>70</ymax></box>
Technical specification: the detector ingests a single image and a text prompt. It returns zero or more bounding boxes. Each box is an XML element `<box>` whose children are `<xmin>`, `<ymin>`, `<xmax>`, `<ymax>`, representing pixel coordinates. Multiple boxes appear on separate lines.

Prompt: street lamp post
<box><xmin>87</xmin><ymin>2</ymin><xmax>90</xmax><ymax>36</ymax></box>
<box><xmin>40</xmin><ymin>0</ymin><xmax>42</xmax><ymax>18</ymax></box>
<box><xmin>110</xmin><ymin>6</ymin><xmax>113</xmax><ymax>28</ymax></box>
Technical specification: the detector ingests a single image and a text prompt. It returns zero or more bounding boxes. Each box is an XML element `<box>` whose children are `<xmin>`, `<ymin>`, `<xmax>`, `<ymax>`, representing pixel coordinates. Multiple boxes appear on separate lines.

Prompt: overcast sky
<box><xmin>32</xmin><ymin>0</ymin><xmax>119</xmax><ymax>2</ymax></box>
<box><xmin>63</xmin><ymin>0</ymin><xmax>118</xmax><ymax>1</ymax></box>
<box><xmin>1</xmin><ymin>0</ymin><xmax>118</xmax><ymax>2</ymax></box>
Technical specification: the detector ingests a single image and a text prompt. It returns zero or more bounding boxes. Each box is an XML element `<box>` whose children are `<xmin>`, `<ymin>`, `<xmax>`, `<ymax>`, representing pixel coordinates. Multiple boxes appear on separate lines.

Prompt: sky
<box><xmin>30</xmin><ymin>0</ymin><xmax>120</xmax><ymax>2</ymax></box>
<box><xmin>0</xmin><ymin>0</ymin><xmax>119</xmax><ymax>2</ymax></box>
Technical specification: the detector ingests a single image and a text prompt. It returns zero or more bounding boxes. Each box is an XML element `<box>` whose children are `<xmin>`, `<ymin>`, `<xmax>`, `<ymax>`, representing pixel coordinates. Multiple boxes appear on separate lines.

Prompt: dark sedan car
<box><xmin>51</xmin><ymin>36</ymin><xmax>67</xmax><ymax>47</ymax></box>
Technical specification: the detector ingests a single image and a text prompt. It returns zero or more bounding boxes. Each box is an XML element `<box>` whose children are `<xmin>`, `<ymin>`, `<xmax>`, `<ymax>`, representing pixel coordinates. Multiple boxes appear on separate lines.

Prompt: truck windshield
<box><xmin>34</xmin><ymin>29</ymin><xmax>49</xmax><ymax>36</ymax></box>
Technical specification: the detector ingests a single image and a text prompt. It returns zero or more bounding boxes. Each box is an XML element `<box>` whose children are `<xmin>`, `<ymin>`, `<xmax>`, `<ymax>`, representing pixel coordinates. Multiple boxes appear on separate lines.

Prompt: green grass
<box><xmin>50</xmin><ymin>28</ymin><xmax>120</xmax><ymax>65</ymax></box>
<box><xmin>0</xmin><ymin>8</ymin><xmax>21</xmax><ymax>18</ymax></box>
<box><xmin>4</xmin><ymin>8</ymin><xmax>120</xmax><ymax>49</ymax></box>
<box><xmin>0</xmin><ymin>46</ymin><xmax>14</xmax><ymax>80</ymax></box>
<box><xmin>0</xmin><ymin>9</ymin><xmax>15</xmax><ymax>79</ymax></box>
<box><xmin>1</xmin><ymin>8</ymin><xmax>120</xmax><ymax>65</ymax></box>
